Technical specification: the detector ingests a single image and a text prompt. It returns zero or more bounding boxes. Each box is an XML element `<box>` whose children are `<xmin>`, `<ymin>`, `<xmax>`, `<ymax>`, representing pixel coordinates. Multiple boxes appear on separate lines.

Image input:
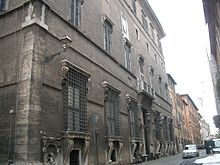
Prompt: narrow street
<box><xmin>138</xmin><ymin>149</ymin><xmax>206</xmax><ymax>165</ymax></box>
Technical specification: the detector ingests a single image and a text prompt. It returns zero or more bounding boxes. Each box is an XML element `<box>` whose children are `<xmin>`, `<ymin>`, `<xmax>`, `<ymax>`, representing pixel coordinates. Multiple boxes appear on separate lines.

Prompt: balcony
<box><xmin>137</xmin><ymin>80</ymin><xmax>155</xmax><ymax>99</ymax></box>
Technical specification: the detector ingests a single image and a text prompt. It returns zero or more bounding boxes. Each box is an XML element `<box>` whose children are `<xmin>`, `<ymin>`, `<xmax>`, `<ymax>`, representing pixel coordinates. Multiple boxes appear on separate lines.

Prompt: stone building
<box><xmin>0</xmin><ymin>0</ymin><xmax>173</xmax><ymax>164</ymax></box>
<box><xmin>167</xmin><ymin>74</ymin><xmax>180</xmax><ymax>153</ymax></box>
<box><xmin>180</xmin><ymin>95</ymin><xmax>202</xmax><ymax>145</ymax></box>
<box><xmin>202</xmin><ymin>0</ymin><xmax>220</xmax><ymax>128</ymax></box>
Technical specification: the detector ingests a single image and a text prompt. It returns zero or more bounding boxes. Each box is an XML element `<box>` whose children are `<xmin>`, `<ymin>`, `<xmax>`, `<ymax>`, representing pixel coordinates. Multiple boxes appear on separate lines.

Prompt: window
<box><xmin>142</xmin><ymin>13</ymin><xmax>148</xmax><ymax>31</ymax></box>
<box><xmin>163</xmin><ymin>117</ymin><xmax>168</xmax><ymax>140</ymax></box>
<box><xmin>158</xmin><ymin>76</ymin><xmax>162</xmax><ymax>96</ymax></box>
<box><xmin>149</xmin><ymin>66</ymin><xmax>154</xmax><ymax>87</ymax></box>
<box><xmin>154</xmin><ymin>54</ymin><xmax>157</xmax><ymax>63</ymax></box>
<box><xmin>135</xmin><ymin>28</ymin><xmax>139</xmax><ymax>40</ymax></box>
<box><xmin>150</xmin><ymin>23</ymin><xmax>155</xmax><ymax>41</ymax></box>
<box><xmin>121</xmin><ymin>13</ymin><xmax>129</xmax><ymax>39</ymax></box>
<box><xmin>132</xmin><ymin>0</ymin><xmax>136</xmax><ymax>14</ymax></box>
<box><xmin>105</xmin><ymin>88</ymin><xmax>120</xmax><ymax>136</ymax></box>
<box><xmin>104</xmin><ymin>19</ymin><xmax>113</xmax><ymax>54</ymax></box>
<box><xmin>146</xmin><ymin>42</ymin><xmax>150</xmax><ymax>53</ymax></box>
<box><xmin>164</xmin><ymin>83</ymin><xmax>169</xmax><ymax>101</ymax></box>
<box><xmin>128</xmin><ymin>100</ymin><xmax>140</xmax><ymax>138</ymax></box>
<box><xmin>139</xmin><ymin>57</ymin><xmax>144</xmax><ymax>75</ymax></box>
<box><xmin>63</xmin><ymin>66</ymin><xmax>89</xmax><ymax>132</ymax></box>
<box><xmin>155</xmin><ymin>112</ymin><xmax>161</xmax><ymax>140</ymax></box>
<box><xmin>124</xmin><ymin>42</ymin><xmax>131</xmax><ymax>71</ymax></box>
<box><xmin>70</xmin><ymin>0</ymin><xmax>81</xmax><ymax>27</ymax></box>
<box><xmin>0</xmin><ymin>0</ymin><xmax>6</xmax><ymax>11</ymax></box>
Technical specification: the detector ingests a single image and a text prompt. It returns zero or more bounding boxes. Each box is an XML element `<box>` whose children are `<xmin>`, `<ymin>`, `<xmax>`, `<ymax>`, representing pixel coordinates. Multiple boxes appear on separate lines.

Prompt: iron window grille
<box><xmin>128</xmin><ymin>100</ymin><xmax>140</xmax><ymax>138</ymax></box>
<box><xmin>70</xmin><ymin>0</ymin><xmax>81</xmax><ymax>27</ymax></box>
<box><xmin>155</xmin><ymin>112</ymin><xmax>161</xmax><ymax>140</ymax></box>
<box><xmin>104</xmin><ymin>19</ymin><xmax>113</xmax><ymax>54</ymax></box>
<box><xmin>63</xmin><ymin>67</ymin><xmax>89</xmax><ymax>133</ymax></box>
<box><xmin>0</xmin><ymin>0</ymin><xmax>6</xmax><ymax>11</ymax></box>
<box><xmin>105</xmin><ymin>88</ymin><xmax>120</xmax><ymax>137</ymax></box>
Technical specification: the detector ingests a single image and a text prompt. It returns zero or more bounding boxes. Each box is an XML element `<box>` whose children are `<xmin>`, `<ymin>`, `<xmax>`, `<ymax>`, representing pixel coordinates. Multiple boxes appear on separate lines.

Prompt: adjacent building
<box><xmin>180</xmin><ymin>95</ymin><xmax>202</xmax><ymax>145</ymax></box>
<box><xmin>0</xmin><ymin>0</ymin><xmax>173</xmax><ymax>164</ymax></box>
<box><xmin>168</xmin><ymin>74</ymin><xmax>202</xmax><ymax>152</ymax></box>
<box><xmin>202</xmin><ymin>0</ymin><xmax>220</xmax><ymax>128</ymax></box>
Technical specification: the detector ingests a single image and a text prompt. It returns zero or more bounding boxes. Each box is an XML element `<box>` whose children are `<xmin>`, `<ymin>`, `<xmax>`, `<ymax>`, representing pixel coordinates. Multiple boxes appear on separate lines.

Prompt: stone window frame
<box><xmin>62</xmin><ymin>60</ymin><xmax>90</xmax><ymax>133</ymax></box>
<box><xmin>102</xmin><ymin>81</ymin><xmax>121</xmax><ymax>137</ymax></box>
<box><xmin>126</xmin><ymin>96</ymin><xmax>140</xmax><ymax>139</ymax></box>
<box><xmin>70</xmin><ymin>0</ymin><xmax>83</xmax><ymax>27</ymax></box>
<box><xmin>103</xmin><ymin>15</ymin><xmax>114</xmax><ymax>54</ymax></box>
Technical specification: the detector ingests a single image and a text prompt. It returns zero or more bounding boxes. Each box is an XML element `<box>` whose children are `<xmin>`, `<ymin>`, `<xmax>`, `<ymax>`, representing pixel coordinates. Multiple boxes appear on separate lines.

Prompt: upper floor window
<box><xmin>150</xmin><ymin>23</ymin><xmax>155</xmax><ymax>41</ymax></box>
<box><xmin>154</xmin><ymin>54</ymin><xmax>157</xmax><ymax>63</ymax></box>
<box><xmin>164</xmin><ymin>83</ymin><xmax>169</xmax><ymax>101</ymax></box>
<box><xmin>158</xmin><ymin>76</ymin><xmax>162</xmax><ymax>96</ymax></box>
<box><xmin>132</xmin><ymin>0</ymin><xmax>136</xmax><ymax>14</ymax></box>
<box><xmin>62</xmin><ymin>64</ymin><xmax>90</xmax><ymax>132</ymax></box>
<box><xmin>124</xmin><ymin>42</ymin><xmax>131</xmax><ymax>71</ymax></box>
<box><xmin>142</xmin><ymin>14</ymin><xmax>148</xmax><ymax>31</ymax></box>
<box><xmin>121</xmin><ymin>13</ymin><xmax>129</xmax><ymax>39</ymax></box>
<box><xmin>105</xmin><ymin>87</ymin><xmax>120</xmax><ymax>136</ymax></box>
<box><xmin>149</xmin><ymin>66</ymin><xmax>154</xmax><ymax>87</ymax></box>
<box><xmin>0</xmin><ymin>0</ymin><xmax>6</xmax><ymax>11</ymax></box>
<box><xmin>146</xmin><ymin>42</ymin><xmax>150</xmax><ymax>53</ymax></box>
<box><xmin>139</xmin><ymin>56</ymin><xmax>144</xmax><ymax>75</ymax></box>
<box><xmin>135</xmin><ymin>28</ymin><xmax>139</xmax><ymax>40</ymax></box>
<box><xmin>70</xmin><ymin>0</ymin><xmax>81</xmax><ymax>27</ymax></box>
<box><xmin>104</xmin><ymin>19</ymin><xmax>113</xmax><ymax>54</ymax></box>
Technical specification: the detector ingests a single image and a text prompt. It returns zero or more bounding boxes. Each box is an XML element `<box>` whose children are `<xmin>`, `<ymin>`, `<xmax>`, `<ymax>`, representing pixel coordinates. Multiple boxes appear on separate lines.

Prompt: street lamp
<box><xmin>44</xmin><ymin>35</ymin><xmax>72</xmax><ymax>63</ymax></box>
<box><xmin>8</xmin><ymin>108</ymin><xmax>14</xmax><ymax>164</ymax></box>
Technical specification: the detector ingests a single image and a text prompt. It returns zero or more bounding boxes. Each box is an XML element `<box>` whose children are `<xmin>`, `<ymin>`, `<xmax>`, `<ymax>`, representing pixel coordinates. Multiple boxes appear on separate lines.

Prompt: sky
<box><xmin>147</xmin><ymin>0</ymin><xmax>218</xmax><ymax>134</ymax></box>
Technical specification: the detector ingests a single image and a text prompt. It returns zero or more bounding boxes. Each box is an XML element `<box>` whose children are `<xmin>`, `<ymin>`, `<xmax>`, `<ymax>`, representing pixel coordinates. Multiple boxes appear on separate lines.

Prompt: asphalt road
<box><xmin>139</xmin><ymin>149</ymin><xmax>207</xmax><ymax>165</ymax></box>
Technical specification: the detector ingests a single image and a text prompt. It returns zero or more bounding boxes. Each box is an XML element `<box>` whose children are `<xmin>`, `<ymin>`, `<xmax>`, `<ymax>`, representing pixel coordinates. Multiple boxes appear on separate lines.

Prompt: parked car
<box><xmin>212</xmin><ymin>138</ymin><xmax>220</xmax><ymax>154</ymax></box>
<box><xmin>193</xmin><ymin>153</ymin><xmax>220</xmax><ymax>165</ymax></box>
<box><xmin>182</xmin><ymin>144</ymin><xmax>199</xmax><ymax>159</ymax></box>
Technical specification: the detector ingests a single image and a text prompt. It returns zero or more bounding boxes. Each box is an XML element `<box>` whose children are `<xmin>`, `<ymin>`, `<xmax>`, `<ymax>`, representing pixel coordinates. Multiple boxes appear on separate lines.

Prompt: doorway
<box><xmin>70</xmin><ymin>150</ymin><xmax>80</xmax><ymax>165</ymax></box>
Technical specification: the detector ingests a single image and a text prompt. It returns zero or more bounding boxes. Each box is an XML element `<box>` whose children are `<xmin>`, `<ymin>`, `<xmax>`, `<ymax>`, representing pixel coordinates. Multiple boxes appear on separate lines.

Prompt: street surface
<box><xmin>139</xmin><ymin>149</ymin><xmax>206</xmax><ymax>165</ymax></box>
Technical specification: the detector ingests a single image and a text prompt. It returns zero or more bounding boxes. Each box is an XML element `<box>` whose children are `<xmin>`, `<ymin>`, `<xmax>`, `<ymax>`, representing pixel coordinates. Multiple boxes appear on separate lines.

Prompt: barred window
<box><xmin>70</xmin><ymin>0</ymin><xmax>81</xmax><ymax>27</ymax></box>
<box><xmin>105</xmin><ymin>88</ymin><xmax>120</xmax><ymax>136</ymax></box>
<box><xmin>0</xmin><ymin>0</ymin><xmax>6</xmax><ymax>11</ymax></box>
<box><xmin>63</xmin><ymin>67</ymin><xmax>89</xmax><ymax>132</ymax></box>
<box><xmin>128</xmin><ymin>100</ymin><xmax>140</xmax><ymax>138</ymax></box>
<box><xmin>155</xmin><ymin>112</ymin><xmax>161</xmax><ymax>140</ymax></box>
<box><xmin>104</xmin><ymin>19</ymin><xmax>113</xmax><ymax>54</ymax></box>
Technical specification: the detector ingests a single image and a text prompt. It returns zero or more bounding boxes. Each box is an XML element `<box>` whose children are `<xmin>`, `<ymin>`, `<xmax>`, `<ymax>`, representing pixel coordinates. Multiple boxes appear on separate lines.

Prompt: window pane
<box><xmin>0</xmin><ymin>0</ymin><xmax>6</xmax><ymax>11</ymax></box>
<box><xmin>71</xmin><ymin>0</ymin><xmax>81</xmax><ymax>27</ymax></box>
